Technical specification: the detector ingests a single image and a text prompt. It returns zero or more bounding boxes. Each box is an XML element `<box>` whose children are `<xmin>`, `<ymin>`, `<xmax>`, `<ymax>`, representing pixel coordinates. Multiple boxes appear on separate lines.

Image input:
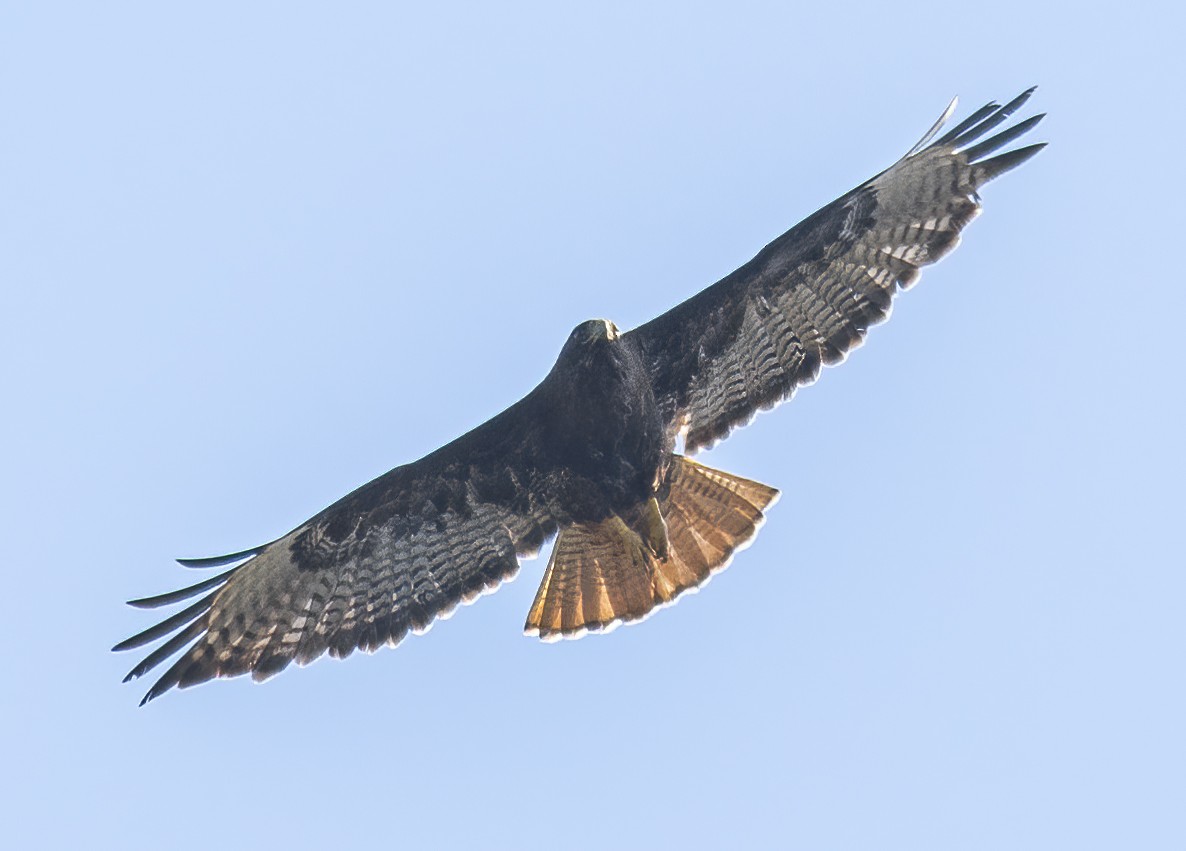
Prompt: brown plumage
<box><xmin>116</xmin><ymin>89</ymin><xmax>1045</xmax><ymax>703</ymax></box>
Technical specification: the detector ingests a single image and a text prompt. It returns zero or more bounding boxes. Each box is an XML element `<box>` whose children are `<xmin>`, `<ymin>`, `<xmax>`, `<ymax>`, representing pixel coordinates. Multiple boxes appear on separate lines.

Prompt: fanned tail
<box><xmin>661</xmin><ymin>458</ymin><xmax>780</xmax><ymax>596</ymax></box>
<box><xmin>524</xmin><ymin>456</ymin><xmax>779</xmax><ymax>640</ymax></box>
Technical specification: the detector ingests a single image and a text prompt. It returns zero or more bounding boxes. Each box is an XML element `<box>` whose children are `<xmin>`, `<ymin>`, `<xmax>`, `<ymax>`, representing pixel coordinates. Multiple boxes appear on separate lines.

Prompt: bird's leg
<box><xmin>612</xmin><ymin>499</ymin><xmax>669</xmax><ymax>562</ymax></box>
<box><xmin>637</xmin><ymin>496</ymin><xmax>670</xmax><ymax>561</ymax></box>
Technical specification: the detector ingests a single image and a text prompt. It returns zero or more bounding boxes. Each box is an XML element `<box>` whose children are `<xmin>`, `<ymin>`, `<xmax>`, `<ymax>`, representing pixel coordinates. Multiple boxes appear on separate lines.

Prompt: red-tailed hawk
<box><xmin>117</xmin><ymin>89</ymin><xmax>1045</xmax><ymax>704</ymax></box>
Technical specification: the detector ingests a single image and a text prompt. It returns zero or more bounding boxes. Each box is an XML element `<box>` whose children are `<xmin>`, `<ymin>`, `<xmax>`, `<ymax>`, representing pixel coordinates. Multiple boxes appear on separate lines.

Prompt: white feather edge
<box><xmin>273</xmin><ymin>540</ymin><xmax>550</xmax><ymax>675</ymax></box>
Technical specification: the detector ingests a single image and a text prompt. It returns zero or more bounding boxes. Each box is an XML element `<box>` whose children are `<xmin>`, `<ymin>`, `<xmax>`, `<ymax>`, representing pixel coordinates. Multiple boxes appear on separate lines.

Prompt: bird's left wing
<box><xmin>626</xmin><ymin>89</ymin><xmax>1045</xmax><ymax>454</ymax></box>
<box><xmin>115</xmin><ymin>395</ymin><xmax>559</xmax><ymax>704</ymax></box>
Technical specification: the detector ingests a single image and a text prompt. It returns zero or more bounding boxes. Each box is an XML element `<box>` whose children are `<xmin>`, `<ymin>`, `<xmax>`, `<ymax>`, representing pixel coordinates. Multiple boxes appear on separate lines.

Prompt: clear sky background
<box><xmin>3</xmin><ymin>3</ymin><xmax>1183</xmax><ymax>849</ymax></box>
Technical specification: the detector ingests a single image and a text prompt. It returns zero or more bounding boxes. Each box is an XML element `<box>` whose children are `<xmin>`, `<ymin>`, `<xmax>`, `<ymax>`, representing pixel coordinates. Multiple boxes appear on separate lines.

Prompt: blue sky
<box><xmin>3</xmin><ymin>2</ymin><xmax>1183</xmax><ymax>848</ymax></box>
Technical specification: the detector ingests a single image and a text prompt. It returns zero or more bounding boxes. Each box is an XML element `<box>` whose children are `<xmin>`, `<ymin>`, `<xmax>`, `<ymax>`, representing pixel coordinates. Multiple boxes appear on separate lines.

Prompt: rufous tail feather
<box><xmin>524</xmin><ymin>456</ymin><xmax>779</xmax><ymax>640</ymax></box>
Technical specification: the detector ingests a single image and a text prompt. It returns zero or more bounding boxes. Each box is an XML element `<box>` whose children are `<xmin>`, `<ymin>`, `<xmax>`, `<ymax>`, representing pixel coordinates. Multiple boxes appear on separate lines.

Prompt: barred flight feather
<box><xmin>627</xmin><ymin>88</ymin><xmax>1044</xmax><ymax>454</ymax></box>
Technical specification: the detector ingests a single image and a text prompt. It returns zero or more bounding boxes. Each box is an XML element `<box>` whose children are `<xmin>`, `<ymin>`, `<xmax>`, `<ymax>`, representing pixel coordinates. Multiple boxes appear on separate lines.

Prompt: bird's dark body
<box><xmin>116</xmin><ymin>90</ymin><xmax>1046</xmax><ymax>703</ymax></box>
<box><xmin>539</xmin><ymin>321</ymin><xmax>669</xmax><ymax>524</ymax></box>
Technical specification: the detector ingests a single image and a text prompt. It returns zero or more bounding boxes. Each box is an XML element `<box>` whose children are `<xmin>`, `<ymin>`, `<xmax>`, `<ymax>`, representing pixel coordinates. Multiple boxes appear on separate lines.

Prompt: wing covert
<box><xmin>626</xmin><ymin>89</ymin><xmax>1045</xmax><ymax>454</ymax></box>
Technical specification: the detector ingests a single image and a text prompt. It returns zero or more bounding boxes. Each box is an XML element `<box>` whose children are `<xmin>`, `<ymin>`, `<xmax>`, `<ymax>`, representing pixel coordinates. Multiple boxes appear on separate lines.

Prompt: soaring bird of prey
<box><xmin>116</xmin><ymin>89</ymin><xmax>1045</xmax><ymax>704</ymax></box>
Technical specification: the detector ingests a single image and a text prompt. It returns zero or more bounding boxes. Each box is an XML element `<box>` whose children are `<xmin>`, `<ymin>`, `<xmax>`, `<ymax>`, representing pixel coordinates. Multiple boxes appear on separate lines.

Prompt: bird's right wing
<box><xmin>115</xmin><ymin>394</ymin><xmax>561</xmax><ymax>704</ymax></box>
<box><xmin>626</xmin><ymin>88</ymin><xmax>1045</xmax><ymax>454</ymax></box>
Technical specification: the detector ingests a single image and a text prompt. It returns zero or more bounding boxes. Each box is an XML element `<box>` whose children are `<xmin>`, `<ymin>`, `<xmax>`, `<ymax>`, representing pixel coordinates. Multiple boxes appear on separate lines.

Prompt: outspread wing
<box><xmin>626</xmin><ymin>88</ymin><xmax>1046</xmax><ymax>454</ymax></box>
<box><xmin>115</xmin><ymin>396</ymin><xmax>559</xmax><ymax>704</ymax></box>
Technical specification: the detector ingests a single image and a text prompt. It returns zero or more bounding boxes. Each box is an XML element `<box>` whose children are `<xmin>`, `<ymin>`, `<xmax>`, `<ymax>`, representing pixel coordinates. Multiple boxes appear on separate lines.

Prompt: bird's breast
<box><xmin>542</xmin><ymin>341</ymin><xmax>667</xmax><ymax>520</ymax></box>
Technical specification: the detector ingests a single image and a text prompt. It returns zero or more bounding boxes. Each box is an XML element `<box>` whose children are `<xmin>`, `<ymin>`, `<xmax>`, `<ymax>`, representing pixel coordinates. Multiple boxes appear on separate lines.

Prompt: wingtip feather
<box><xmin>125</xmin><ymin>566</ymin><xmax>238</xmax><ymax>609</ymax></box>
<box><xmin>176</xmin><ymin>544</ymin><xmax>265</xmax><ymax>568</ymax></box>
<box><xmin>961</xmin><ymin>113</ymin><xmax>1046</xmax><ymax>162</ymax></box>
<box><xmin>112</xmin><ymin>591</ymin><xmax>215</xmax><ymax>653</ymax></box>
<box><xmin>934</xmin><ymin>100</ymin><xmax>1000</xmax><ymax>147</ymax></box>
<box><xmin>975</xmin><ymin>142</ymin><xmax>1047</xmax><ymax>183</ymax></box>
<box><xmin>905</xmin><ymin>96</ymin><xmax>959</xmax><ymax>157</ymax></box>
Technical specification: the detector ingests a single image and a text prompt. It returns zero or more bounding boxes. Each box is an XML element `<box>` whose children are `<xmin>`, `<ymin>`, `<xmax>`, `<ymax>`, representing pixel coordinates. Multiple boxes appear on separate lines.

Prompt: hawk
<box><xmin>116</xmin><ymin>89</ymin><xmax>1045</xmax><ymax>703</ymax></box>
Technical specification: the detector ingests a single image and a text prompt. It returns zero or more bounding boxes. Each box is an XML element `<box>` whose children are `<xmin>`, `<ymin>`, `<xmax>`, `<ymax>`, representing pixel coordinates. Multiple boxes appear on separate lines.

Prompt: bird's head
<box><xmin>564</xmin><ymin>317</ymin><xmax>619</xmax><ymax>350</ymax></box>
<box><xmin>553</xmin><ymin>318</ymin><xmax>622</xmax><ymax>373</ymax></box>
<box><xmin>575</xmin><ymin>318</ymin><xmax>619</xmax><ymax>344</ymax></box>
